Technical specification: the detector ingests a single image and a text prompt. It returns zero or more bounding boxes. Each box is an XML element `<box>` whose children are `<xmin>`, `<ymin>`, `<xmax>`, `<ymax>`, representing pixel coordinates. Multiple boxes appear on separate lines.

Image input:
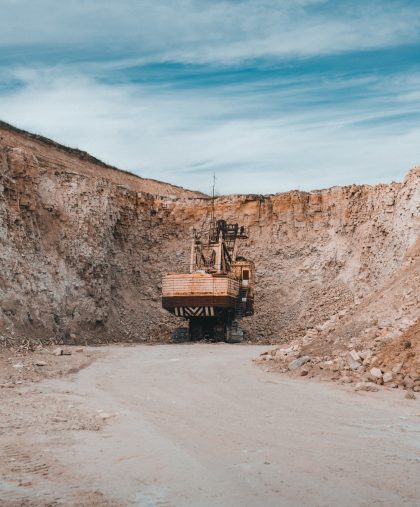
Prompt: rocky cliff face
<box><xmin>0</xmin><ymin>122</ymin><xmax>419</xmax><ymax>350</ymax></box>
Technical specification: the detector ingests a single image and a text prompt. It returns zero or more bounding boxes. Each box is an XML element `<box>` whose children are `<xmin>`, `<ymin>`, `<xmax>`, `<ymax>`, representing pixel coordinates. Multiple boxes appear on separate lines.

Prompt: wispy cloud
<box><xmin>1</xmin><ymin>65</ymin><xmax>418</xmax><ymax>193</ymax></box>
<box><xmin>1</xmin><ymin>1</ymin><xmax>420</xmax><ymax>64</ymax></box>
<box><xmin>0</xmin><ymin>1</ymin><xmax>419</xmax><ymax>193</ymax></box>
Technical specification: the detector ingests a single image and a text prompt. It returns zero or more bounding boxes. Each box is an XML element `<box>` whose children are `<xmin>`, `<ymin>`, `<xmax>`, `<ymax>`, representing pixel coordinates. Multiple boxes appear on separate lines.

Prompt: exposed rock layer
<box><xmin>0</xmin><ymin>122</ymin><xmax>419</xmax><ymax>349</ymax></box>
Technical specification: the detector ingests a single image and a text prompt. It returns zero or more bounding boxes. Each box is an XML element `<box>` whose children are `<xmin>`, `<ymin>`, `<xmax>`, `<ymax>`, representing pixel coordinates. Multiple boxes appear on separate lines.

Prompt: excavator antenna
<box><xmin>211</xmin><ymin>172</ymin><xmax>216</xmax><ymax>228</ymax></box>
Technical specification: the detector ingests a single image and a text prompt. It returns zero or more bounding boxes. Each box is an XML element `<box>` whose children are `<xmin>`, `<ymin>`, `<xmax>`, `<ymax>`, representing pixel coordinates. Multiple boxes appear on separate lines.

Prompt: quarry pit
<box><xmin>0</xmin><ymin>121</ymin><xmax>419</xmax><ymax>505</ymax></box>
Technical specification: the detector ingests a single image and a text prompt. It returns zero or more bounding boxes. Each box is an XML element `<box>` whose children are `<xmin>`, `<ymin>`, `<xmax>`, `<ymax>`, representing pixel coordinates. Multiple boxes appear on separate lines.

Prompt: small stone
<box><xmin>348</xmin><ymin>350</ymin><xmax>360</xmax><ymax>361</ymax></box>
<box><xmin>355</xmin><ymin>382</ymin><xmax>379</xmax><ymax>392</ymax></box>
<box><xmin>392</xmin><ymin>363</ymin><xmax>403</xmax><ymax>374</ymax></box>
<box><xmin>341</xmin><ymin>376</ymin><xmax>352</xmax><ymax>384</ymax></box>
<box><xmin>52</xmin><ymin>416</ymin><xmax>68</xmax><ymax>423</ymax></box>
<box><xmin>383</xmin><ymin>372</ymin><xmax>393</xmax><ymax>383</ymax></box>
<box><xmin>97</xmin><ymin>412</ymin><xmax>114</xmax><ymax>420</ymax></box>
<box><xmin>359</xmin><ymin>350</ymin><xmax>373</xmax><ymax>361</ymax></box>
<box><xmin>75</xmin><ymin>347</ymin><xmax>84</xmax><ymax>353</ymax></box>
<box><xmin>413</xmin><ymin>386</ymin><xmax>420</xmax><ymax>392</ymax></box>
<box><xmin>347</xmin><ymin>351</ymin><xmax>361</xmax><ymax>370</ymax></box>
<box><xmin>403</xmin><ymin>376</ymin><xmax>414</xmax><ymax>389</ymax></box>
<box><xmin>12</xmin><ymin>363</ymin><xmax>25</xmax><ymax>369</ymax></box>
<box><xmin>405</xmin><ymin>390</ymin><xmax>416</xmax><ymax>400</ymax></box>
<box><xmin>300</xmin><ymin>368</ymin><xmax>309</xmax><ymax>376</ymax></box>
<box><xmin>370</xmin><ymin>367</ymin><xmax>383</xmax><ymax>379</ymax></box>
<box><xmin>288</xmin><ymin>356</ymin><xmax>311</xmax><ymax>370</ymax></box>
<box><xmin>34</xmin><ymin>360</ymin><xmax>47</xmax><ymax>366</ymax></box>
<box><xmin>52</xmin><ymin>348</ymin><xmax>63</xmax><ymax>356</ymax></box>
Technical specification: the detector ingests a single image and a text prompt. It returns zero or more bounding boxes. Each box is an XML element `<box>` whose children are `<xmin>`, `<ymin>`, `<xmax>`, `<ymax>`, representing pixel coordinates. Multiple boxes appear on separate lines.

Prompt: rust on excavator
<box><xmin>161</xmin><ymin>218</ymin><xmax>255</xmax><ymax>342</ymax></box>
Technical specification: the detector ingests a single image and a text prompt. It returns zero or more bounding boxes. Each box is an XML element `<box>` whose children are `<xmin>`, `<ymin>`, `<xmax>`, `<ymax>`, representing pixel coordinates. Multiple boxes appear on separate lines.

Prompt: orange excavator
<box><xmin>161</xmin><ymin>219</ymin><xmax>254</xmax><ymax>342</ymax></box>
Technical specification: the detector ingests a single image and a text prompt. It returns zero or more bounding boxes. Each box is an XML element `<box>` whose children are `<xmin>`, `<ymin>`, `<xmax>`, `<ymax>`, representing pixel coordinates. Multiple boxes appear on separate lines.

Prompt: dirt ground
<box><xmin>1</xmin><ymin>344</ymin><xmax>420</xmax><ymax>507</ymax></box>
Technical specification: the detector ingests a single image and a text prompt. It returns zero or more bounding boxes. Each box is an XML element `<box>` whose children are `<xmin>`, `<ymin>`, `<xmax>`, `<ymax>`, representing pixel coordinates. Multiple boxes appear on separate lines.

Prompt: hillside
<box><xmin>0</xmin><ymin>122</ymin><xmax>418</xmax><ymax>364</ymax></box>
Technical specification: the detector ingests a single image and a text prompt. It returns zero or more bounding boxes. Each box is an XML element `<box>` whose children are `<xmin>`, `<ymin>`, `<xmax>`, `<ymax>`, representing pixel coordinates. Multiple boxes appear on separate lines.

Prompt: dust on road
<box><xmin>1</xmin><ymin>344</ymin><xmax>419</xmax><ymax>506</ymax></box>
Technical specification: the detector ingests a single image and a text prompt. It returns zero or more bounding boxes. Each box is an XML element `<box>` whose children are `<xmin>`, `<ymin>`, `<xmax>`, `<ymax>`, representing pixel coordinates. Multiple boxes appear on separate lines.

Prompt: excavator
<box><xmin>161</xmin><ymin>218</ymin><xmax>254</xmax><ymax>342</ymax></box>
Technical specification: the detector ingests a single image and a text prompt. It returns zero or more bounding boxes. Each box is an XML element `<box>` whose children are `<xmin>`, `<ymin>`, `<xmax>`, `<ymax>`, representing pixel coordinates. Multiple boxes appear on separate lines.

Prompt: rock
<box><xmin>348</xmin><ymin>350</ymin><xmax>360</xmax><ymax>361</ymax></box>
<box><xmin>300</xmin><ymin>368</ymin><xmax>309</xmax><ymax>376</ymax></box>
<box><xmin>355</xmin><ymin>382</ymin><xmax>379</xmax><ymax>392</ymax></box>
<box><xmin>75</xmin><ymin>347</ymin><xmax>84</xmax><ymax>353</ymax></box>
<box><xmin>405</xmin><ymin>390</ymin><xmax>416</xmax><ymax>400</ymax></box>
<box><xmin>288</xmin><ymin>356</ymin><xmax>311</xmax><ymax>370</ymax></box>
<box><xmin>52</xmin><ymin>347</ymin><xmax>63</xmax><ymax>356</ymax></box>
<box><xmin>341</xmin><ymin>375</ymin><xmax>353</xmax><ymax>383</ymax></box>
<box><xmin>52</xmin><ymin>416</ymin><xmax>68</xmax><ymax>423</ymax></box>
<box><xmin>370</xmin><ymin>367</ymin><xmax>383</xmax><ymax>379</ymax></box>
<box><xmin>359</xmin><ymin>350</ymin><xmax>373</xmax><ymax>361</ymax></box>
<box><xmin>413</xmin><ymin>386</ymin><xmax>420</xmax><ymax>392</ymax></box>
<box><xmin>62</xmin><ymin>349</ymin><xmax>72</xmax><ymax>355</ymax></box>
<box><xmin>347</xmin><ymin>351</ymin><xmax>361</xmax><ymax>370</ymax></box>
<box><xmin>12</xmin><ymin>363</ymin><xmax>25</xmax><ymax>369</ymax></box>
<box><xmin>96</xmin><ymin>412</ymin><xmax>114</xmax><ymax>420</ymax></box>
<box><xmin>34</xmin><ymin>360</ymin><xmax>47</xmax><ymax>366</ymax></box>
<box><xmin>403</xmin><ymin>376</ymin><xmax>414</xmax><ymax>389</ymax></box>
<box><xmin>382</xmin><ymin>371</ymin><xmax>393</xmax><ymax>383</ymax></box>
<box><xmin>392</xmin><ymin>363</ymin><xmax>404</xmax><ymax>374</ymax></box>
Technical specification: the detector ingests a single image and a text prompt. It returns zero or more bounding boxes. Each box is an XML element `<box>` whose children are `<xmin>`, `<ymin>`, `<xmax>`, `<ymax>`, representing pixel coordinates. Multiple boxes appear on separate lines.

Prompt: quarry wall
<box><xmin>0</xmin><ymin>122</ymin><xmax>418</xmax><ymax>347</ymax></box>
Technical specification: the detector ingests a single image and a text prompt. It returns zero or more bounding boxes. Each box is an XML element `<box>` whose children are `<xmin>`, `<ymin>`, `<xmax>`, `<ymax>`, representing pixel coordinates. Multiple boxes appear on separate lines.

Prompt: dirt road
<box><xmin>1</xmin><ymin>344</ymin><xmax>420</xmax><ymax>506</ymax></box>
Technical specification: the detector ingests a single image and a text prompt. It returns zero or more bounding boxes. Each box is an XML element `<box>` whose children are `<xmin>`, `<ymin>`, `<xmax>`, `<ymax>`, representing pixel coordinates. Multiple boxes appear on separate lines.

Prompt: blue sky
<box><xmin>0</xmin><ymin>0</ymin><xmax>419</xmax><ymax>194</ymax></box>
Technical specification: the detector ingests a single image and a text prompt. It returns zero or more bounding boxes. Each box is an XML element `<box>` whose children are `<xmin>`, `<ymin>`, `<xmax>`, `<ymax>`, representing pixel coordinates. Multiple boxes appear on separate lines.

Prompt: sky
<box><xmin>0</xmin><ymin>0</ymin><xmax>419</xmax><ymax>194</ymax></box>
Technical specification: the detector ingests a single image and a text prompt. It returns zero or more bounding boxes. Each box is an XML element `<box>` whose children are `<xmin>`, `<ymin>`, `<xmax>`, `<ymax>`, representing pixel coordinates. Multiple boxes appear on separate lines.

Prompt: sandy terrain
<box><xmin>1</xmin><ymin>344</ymin><xmax>419</xmax><ymax>507</ymax></box>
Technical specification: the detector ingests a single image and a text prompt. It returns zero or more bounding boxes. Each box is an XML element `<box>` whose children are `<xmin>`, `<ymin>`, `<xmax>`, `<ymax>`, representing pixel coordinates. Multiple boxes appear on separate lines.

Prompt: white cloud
<box><xmin>0</xmin><ymin>1</ymin><xmax>419</xmax><ymax>64</ymax></box>
<box><xmin>0</xmin><ymin>67</ymin><xmax>417</xmax><ymax>194</ymax></box>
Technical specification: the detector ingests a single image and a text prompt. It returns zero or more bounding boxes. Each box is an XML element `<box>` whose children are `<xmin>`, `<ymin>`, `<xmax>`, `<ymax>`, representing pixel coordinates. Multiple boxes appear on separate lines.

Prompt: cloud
<box><xmin>0</xmin><ymin>1</ymin><xmax>419</xmax><ymax>193</ymax></box>
<box><xmin>1</xmin><ymin>1</ymin><xmax>420</xmax><ymax>64</ymax></box>
<box><xmin>0</xmin><ymin>66</ymin><xmax>418</xmax><ymax>194</ymax></box>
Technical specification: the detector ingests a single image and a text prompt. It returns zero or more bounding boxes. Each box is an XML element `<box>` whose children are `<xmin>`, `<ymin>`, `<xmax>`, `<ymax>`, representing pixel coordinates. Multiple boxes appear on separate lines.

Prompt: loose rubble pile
<box><xmin>256</xmin><ymin>317</ymin><xmax>419</xmax><ymax>397</ymax></box>
<box><xmin>256</xmin><ymin>221</ymin><xmax>419</xmax><ymax>396</ymax></box>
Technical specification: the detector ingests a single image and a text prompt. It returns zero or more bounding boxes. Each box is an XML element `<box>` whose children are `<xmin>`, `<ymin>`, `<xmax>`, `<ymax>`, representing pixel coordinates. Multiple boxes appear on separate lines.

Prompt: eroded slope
<box><xmin>0</xmin><ymin>122</ymin><xmax>418</xmax><ymax>352</ymax></box>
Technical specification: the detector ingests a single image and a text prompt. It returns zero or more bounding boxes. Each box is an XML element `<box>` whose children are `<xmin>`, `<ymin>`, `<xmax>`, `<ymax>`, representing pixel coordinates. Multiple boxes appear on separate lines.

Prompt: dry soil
<box><xmin>1</xmin><ymin>344</ymin><xmax>419</xmax><ymax>507</ymax></box>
